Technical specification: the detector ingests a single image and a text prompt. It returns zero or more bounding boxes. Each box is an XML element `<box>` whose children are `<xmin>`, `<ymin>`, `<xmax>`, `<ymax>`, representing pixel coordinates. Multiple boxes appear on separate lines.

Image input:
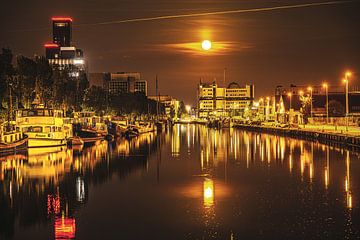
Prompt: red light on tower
<box><xmin>44</xmin><ymin>43</ymin><xmax>59</xmax><ymax>48</ymax></box>
<box><xmin>52</xmin><ymin>17</ymin><xmax>73</xmax><ymax>22</ymax></box>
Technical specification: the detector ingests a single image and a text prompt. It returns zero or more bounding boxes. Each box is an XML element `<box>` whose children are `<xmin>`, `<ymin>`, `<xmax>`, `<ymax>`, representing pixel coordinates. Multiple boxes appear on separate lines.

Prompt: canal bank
<box><xmin>233</xmin><ymin>124</ymin><xmax>360</xmax><ymax>152</ymax></box>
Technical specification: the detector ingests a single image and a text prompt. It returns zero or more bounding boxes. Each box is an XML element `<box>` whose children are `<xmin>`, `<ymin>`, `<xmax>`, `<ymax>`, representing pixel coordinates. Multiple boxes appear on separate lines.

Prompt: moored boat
<box><xmin>110</xmin><ymin>116</ymin><xmax>129</xmax><ymax>136</ymax></box>
<box><xmin>16</xmin><ymin>105</ymin><xmax>68</xmax><ymax>148</ymax></box>
<box><xmin>0</xmin><ymin>129</ymin><xmax>28</xmax><ymax>155</ymax></box>
<box><xmin>135</xmin><ymin>121</ymin><xmax>155</xmax><ymax>134</ymax></box>
<box><xmin>75</xmin><ymin>129</ymin><xmax>104</xmax><ymax>144</ymax></box>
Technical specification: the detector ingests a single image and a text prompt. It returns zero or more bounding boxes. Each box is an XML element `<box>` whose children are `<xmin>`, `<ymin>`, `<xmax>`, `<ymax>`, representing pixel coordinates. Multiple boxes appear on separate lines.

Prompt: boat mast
<box><xmin>7</xmin><ymin>81</ymin><xmax>13</xmax><ymax>131</ymax></box>
<box><xmin>156</xmin><ymin>75</ymin><xmax>159</xmax><ymax>121</ymax></box>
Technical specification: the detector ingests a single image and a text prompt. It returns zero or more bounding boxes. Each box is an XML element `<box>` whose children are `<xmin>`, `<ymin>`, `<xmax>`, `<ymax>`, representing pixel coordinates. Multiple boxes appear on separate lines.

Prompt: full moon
<box><xmin>201</xmin><ymin>40</ymin><xmax>212</xmax><ymax>51</ymax></box>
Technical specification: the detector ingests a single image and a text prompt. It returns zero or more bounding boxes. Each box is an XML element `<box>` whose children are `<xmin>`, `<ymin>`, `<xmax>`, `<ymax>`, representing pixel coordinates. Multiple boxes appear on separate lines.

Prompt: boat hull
<box><xmin>27</xmin><ymin>138</ymin><xmax>67</xmax><ymax>148</ymax></box>
<box><xmin>0</xmin><ymin>137</ymin><xmax>28</xmax><ymax>156</ymax></box>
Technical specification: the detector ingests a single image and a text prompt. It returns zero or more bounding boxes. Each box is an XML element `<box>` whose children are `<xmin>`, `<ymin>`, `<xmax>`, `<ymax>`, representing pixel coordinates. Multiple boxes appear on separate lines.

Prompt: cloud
<box><xmin>162</xmin><ymin>41</ymin><xmax>253</xmax><ymax>56</ymax></box>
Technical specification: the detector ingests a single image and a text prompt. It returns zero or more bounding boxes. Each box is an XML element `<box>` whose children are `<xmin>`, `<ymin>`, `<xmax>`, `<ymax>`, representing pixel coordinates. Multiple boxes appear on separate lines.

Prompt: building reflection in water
<box><xmin>188</xmin><ymin>126</ymin><xmax>357</xmax><ymax>212</ymax></box>
<box><xmin>0</xmin><ymin>132</ymin><xmax>158</xmax><ymax>239</ymax></box>
<box><xmin>54</xmin><ymin>215</ymin><xmax>76</xmax><ymax>240</ymax></box>
<box><xmin>0</xmin><ymin>126</ymin><xmax>358</xmax><ymax>238</ymax></box>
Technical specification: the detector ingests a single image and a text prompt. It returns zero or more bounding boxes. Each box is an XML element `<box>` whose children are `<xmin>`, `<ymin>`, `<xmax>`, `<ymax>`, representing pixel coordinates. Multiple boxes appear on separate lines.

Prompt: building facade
<box><xmin>44</xmin><ymin>17</ymin><xmax>85</xmax><ymax>75</ymax></box>
<box><xmin>103</xmin><ymin>72</ymin><xmax>148</xmax><ymax>96</ymax></box>
<box><xmin>198</xmin><ymin>82</ymin><xmax>254</xmax><ymax>118</ymax></box>
<box><xmin>52</xmin><ymin>17</ymin><xmax>72</xmax><ymax>47</ymax></box>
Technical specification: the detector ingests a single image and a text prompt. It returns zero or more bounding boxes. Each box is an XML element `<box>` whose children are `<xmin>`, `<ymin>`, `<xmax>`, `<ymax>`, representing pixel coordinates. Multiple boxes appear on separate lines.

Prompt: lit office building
<box><xmin>103</xmin><ymin>72</ymin><xmax>148</xmax><ymax>96</ymax></box>
<box><xmin>52</xmin><ymin>17</ymin><xmax>72</xmax><ymax>47</ymax></box>
<box><xmin>44</xmin><ymin>17</ymin><xmax>85</xmax><ymax>75</ymax></box>
<box><xmin>198</xmin><ymin>82</ymin><xmax>254</xmax><ymax>118</ymax></box>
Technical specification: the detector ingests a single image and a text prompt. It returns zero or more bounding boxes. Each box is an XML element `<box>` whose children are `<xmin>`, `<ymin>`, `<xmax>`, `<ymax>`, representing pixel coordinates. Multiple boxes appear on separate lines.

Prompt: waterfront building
<box><xmin>103</xmin><ymin>72</ymin><xmax>148</xmax><ymax>96</ymax></box>
<box><xmin>198</xmin><ymin>81</ymin><xmax>254</xmax><ymax>118</ymax></box>
<box><xmin>44</xmin><ymin>17</ymin><xmax>85</xmax><ymax>75</ymax></box>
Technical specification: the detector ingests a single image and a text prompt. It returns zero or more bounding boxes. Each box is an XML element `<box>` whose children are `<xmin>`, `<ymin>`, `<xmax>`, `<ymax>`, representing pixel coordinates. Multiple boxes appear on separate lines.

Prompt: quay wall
<box><xmin>233</xmin><ymin>124</ymin><xmax>360</xmax><ymax>152</ymax></box>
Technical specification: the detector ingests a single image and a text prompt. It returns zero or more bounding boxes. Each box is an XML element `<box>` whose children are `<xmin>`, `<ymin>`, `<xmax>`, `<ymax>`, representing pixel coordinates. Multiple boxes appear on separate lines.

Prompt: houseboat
<box><xmin>16</xmin><ymin>105</ymin><xmax>69</xmax><ymax>148</ymax></box>
<box><xmin>0</xmin><ymin>123</ymin><xmax>28</xmax><ymax>155</ymax></box>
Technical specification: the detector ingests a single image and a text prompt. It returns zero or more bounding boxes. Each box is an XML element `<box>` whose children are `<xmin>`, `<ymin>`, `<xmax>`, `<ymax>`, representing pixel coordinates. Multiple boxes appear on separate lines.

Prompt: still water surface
<box><xmin>0</xmin><ymin>125</ymin><xmax>359</xmax><ymax>239</ymax></box>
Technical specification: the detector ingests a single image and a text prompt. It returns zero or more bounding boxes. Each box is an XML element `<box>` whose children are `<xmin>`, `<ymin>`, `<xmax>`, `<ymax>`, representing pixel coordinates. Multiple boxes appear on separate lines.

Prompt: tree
<box><xmin>35</xmin><ymin>56</ymin><xmax>53</xmax><ymax>104</ymax></box>
<box><xmin>77</xmin><ymin>72</ymin><xmax>89</xmax><ymax>111</ymax></box>
<box><xmin>84</xmin><ymin>86</ymin><xmax>107</xmax><ymax>115</ymax></box>
<box><xmin>16</xmin><ymin>55</ymin><xmax>37</xmax><ymax>107</ymax></box>
<box><xmin>328</xmin><ymin>100</ymin><xmax>345</xmax><ymax>117</ymax></box>
<box><xmin>0</xmin><ymin>48</ymin><xmax>15</xmax><ymax>110</ymax></box>
<box><xmin>177</xmin><ymin>101</ymin><xmax>186</xmax><ymax>118</ymax></box>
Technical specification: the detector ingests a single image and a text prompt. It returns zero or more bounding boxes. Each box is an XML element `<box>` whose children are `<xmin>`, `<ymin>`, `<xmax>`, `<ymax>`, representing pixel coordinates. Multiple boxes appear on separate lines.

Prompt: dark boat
<box><xmin>0</xmin><ymin>134</ymin><xmax>28</xmax><ymax>156</ymax></box>
<box><xmin>124</xmin><ymin>126</ymin><xmax>139</xmax><ymax>139</ymax></box>
<box><xmin>74</xmin><ymin>128</ymin><xmax>104</xmax><ymax>144</ymax></box>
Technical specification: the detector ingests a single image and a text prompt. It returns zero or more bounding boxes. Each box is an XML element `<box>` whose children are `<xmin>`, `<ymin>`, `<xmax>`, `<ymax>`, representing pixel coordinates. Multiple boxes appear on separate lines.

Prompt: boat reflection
<box><xmin>0</xmin><ymin>125</ymin><xmax>358</xmax><ymax>239</ymax></box>
<box><xmin>0</xmin><ymin>132</ymin><xmax>158</xmax><ymax>239</ymax></box>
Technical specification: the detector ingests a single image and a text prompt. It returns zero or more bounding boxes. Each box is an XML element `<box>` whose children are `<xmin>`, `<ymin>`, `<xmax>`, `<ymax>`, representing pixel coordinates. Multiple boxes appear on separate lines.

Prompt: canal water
<box><xmin>0</xmin><ymin>125</ymin><xmax>359</xmax><ymax>239</ymax></box>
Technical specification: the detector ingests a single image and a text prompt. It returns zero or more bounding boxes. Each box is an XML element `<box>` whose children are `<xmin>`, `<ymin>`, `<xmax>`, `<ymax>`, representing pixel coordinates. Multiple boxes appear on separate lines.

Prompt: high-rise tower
<box><xmin>52</xmin><ymin>17</ymin><xmax>72</xmax><ymax>47</ymax></box>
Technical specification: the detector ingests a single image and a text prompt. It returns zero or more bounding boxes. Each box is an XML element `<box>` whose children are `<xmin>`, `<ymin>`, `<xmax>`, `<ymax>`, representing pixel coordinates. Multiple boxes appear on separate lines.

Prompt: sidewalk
<box><xmin>299</xmin><ymin>124</ymin><xmax>360</xmax><ymax>136</ymax></box>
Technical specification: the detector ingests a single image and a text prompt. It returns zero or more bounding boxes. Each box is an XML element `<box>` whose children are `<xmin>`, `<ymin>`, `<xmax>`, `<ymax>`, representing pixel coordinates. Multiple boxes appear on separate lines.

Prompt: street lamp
<box><xmin>343</xmin><ymin>71</ymin><xmax>352</xmax><ymax>131</ymax></box>
<box><xmin>307</xmin><ymin>87</ymin><xmax>313</xmax><ymax>119</ymax></box>
<box><xmin>185</xmin><ymin>105</ymin><xmax>191</xmax><ymax>115</ymax></box>
<box><xmin>265</xmin><ymin>97</ymin><xmax>270</xmax><ymax>121</ymax></box>
<box><xmin>287</xmin><ymin>92</ymin><xmax>292</xmax><ymax>110</ymax></box>
<box><xmin>322</xmin><ymin>83</ymin><xmax>329</xmax><ymax>124</ymax></box>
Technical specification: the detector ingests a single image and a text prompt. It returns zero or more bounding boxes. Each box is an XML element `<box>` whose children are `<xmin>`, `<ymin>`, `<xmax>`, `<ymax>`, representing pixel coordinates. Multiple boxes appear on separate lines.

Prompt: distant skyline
<box><xmin>1</xmin><ymin>0</ymin><xmax>360</xmax><ymax>104</ymax></box>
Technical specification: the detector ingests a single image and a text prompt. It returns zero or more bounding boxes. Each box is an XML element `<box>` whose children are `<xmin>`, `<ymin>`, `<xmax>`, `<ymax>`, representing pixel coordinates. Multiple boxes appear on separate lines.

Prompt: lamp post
<box><xmin>343</xmin><ymin>71</ymin><xmax>352</xmax><ymax>131</ymax></box>
<box><xmin>265</xmin><ymin>96</ymin><xmax>270</xmax><ymax>121</ymax></box>
<box><xmin>287</xmin><ymin>92</ymin><xmax>292</xmax><ymax>110</ymax></box>
<box><xmin>259</xmin><ymin>98</ymin><xmax>264</xmax><ymax>121</ymax></box>
<box><xmin>287</xmin><ymin>92</ymin><xmax>292</xmax><ymax>124</ymax></box>
<box><xmin>298</xmin><ymin>90</ymin><xmax>304</xmax><ymax>125</ymax></box>
<box><xmin>322</xmin><ymin>83</ymin><xmax>329</xmax><ymax>124</ymax></box>
<box><xmin>307</xmin><ymin>87</ymin><xmax>313</xmax><ymax>119</ymax></box>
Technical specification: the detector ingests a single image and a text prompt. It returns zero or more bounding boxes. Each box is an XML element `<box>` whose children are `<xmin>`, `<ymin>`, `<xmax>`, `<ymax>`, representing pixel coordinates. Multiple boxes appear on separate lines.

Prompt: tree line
<box><xmin>0</xmin><ymin>48</ymin><xmax>89</xmax><ymax>116</ymax></box>
<box><xmin>0</xmin><ymin>48</ymin><xmax>163</xmax><ymax>118</ymax></box>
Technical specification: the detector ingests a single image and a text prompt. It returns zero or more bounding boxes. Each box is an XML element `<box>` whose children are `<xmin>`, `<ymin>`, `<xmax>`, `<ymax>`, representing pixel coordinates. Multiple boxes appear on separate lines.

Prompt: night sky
<box><xmin>1</xmin><ymin>0</ymin><xmax>360</xmax><ymax>104</ymax></box>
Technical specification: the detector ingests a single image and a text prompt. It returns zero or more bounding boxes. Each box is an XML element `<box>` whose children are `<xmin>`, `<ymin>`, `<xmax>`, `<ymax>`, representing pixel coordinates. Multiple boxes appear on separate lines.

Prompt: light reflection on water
<box><xmin>0</xmin><ymin>125</ymin><xmax>359</xmax><ymax>239</ymax></box>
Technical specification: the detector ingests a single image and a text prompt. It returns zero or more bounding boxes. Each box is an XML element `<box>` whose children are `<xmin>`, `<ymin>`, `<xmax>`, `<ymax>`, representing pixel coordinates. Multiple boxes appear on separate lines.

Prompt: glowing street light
<box><xmin>265</xmin><ymin>97</ymin><xmax>270</xmax><ymax>120</ymax></box>
<box><xmin>287</xmin><ymin>92</ymin><xmax>292</xmax><ymax>111</ymax></box>
<box><xmin>307</xmin><ymin>87</ymin><xmax>313</xmax><ymax>118</ymax></box>
<box><xmin>322</xmin><ymin>83</ymin><xmax>329</xmax><ymax>124</ymax></box>
<box><xmin>185</xmin><ymin>105</ymin><xmax>191</xmax><ymax>113</ymax></box>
